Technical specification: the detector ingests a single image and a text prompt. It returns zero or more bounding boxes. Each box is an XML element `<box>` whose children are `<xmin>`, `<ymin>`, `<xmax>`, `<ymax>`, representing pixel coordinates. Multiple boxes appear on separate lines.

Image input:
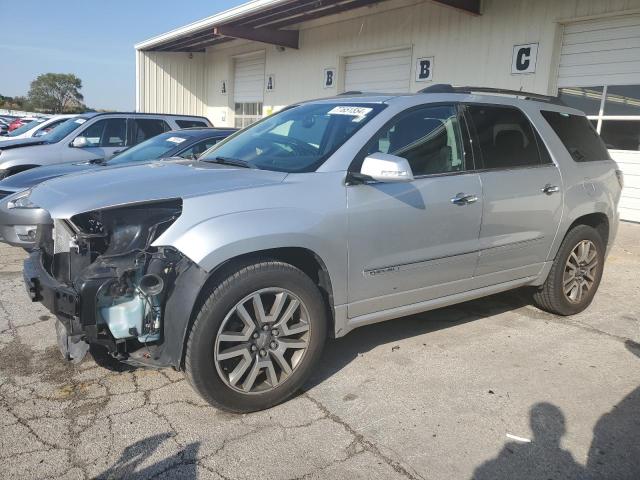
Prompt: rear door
<box><xmin>465</xmin><ymin>104</ymin><xmax>563</xmax><ymax>280</ymax></box>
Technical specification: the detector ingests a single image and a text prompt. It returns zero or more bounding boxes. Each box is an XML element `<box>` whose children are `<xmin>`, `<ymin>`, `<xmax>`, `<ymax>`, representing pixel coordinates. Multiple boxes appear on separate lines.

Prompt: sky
<box><xmin>0</xmin><ymin>0</ymin><xmax>247</xmax><ymax>111</ymax></box>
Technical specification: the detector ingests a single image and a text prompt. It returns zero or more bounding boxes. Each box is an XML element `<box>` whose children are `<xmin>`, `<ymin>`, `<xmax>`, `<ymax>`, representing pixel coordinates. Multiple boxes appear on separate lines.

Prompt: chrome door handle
<box><xmin>541</xmin><ymin>184</ymin><xmax>560</xmax><ymax>195</ymax></box>
<box><xmin>451</xmin><ymin>193</ymin><xmax>478</xmax><ymax>206</ymax></box>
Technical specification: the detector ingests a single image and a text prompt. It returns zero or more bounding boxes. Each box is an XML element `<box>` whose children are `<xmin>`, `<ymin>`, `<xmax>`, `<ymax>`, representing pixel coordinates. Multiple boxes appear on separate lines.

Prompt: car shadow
<box><xmin>306</xmin><ymin>287</ymin><xmax>534</xmax><ymax>390</ymax></box>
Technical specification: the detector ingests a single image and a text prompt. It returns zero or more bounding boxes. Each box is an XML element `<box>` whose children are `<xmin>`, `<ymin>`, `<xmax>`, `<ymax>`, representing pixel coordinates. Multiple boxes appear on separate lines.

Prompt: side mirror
<box><xmin>71</xmin><ymin>136</ymin><xmax>88</xmax><ymax>148</ymax></box>
<box><xmin>360</xmin><ymin>152</ymin><xmax>414</xmax><ymax>183</ymax></box>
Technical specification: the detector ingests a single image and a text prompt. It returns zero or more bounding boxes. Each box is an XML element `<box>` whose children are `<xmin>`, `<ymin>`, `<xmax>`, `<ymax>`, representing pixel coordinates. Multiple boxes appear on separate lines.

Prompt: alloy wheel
<box><xmin>214</xmin><ymin>288</ymin><xmax>311</xmax><ymax>394</ymax></box>
<box><xmin>563</xmin><ymin>240</ymin><xmax>599</xmax><ymax>304</ymax></box>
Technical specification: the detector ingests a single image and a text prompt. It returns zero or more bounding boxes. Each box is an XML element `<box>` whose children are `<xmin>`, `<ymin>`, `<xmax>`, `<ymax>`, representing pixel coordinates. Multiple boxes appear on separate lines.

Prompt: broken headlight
<box><xmin>70</xmin><ymin>199</ymin><xmax>182</xmax><ymax>256</ymax></box>
<box><xmin>7</xmin><ymin>189</ymin><xmax>39</xmax><ymax>209</ymax></box>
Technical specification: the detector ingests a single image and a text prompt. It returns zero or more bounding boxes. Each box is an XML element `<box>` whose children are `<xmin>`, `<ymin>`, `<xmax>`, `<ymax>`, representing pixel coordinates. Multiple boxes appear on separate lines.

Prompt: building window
<box><xmin>234</xmin><ymin>102</ymin><xmax>263</xmax><ymax>129</ymax></box>
<box><xmin>559</xmin><ymin>85</ymin><xmax>640</xmax><ymax>151</ymax></box>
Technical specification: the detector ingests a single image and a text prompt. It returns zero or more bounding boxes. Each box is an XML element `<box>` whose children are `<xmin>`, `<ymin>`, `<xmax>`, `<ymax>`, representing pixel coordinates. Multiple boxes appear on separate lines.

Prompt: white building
<box><xmin>135</xmin><ymin>0</ymin><xmax>640</xmax><ymax>222</ymax></box>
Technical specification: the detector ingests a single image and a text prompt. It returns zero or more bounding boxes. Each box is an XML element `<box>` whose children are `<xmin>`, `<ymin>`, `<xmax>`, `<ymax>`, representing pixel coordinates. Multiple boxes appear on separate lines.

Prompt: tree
<box><xmin>27</xmin><ymin>73</ymin><xmax>85</xmax><ymax>113</ymax></box>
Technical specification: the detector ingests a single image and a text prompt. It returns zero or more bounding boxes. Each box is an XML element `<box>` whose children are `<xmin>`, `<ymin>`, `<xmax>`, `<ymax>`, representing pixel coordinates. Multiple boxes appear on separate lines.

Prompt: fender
<box><xmin>158</xmin><ymin>206</ymin><xmax>348</xmax><ymax>305</ymax></box>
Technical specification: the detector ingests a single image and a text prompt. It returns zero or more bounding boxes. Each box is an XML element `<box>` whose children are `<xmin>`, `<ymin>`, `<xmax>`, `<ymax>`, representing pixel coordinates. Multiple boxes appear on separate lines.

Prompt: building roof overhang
<box><xmin>135</xmin><ymin>0</ymin><xmax>480</xmax><ymax>53</ymax></box>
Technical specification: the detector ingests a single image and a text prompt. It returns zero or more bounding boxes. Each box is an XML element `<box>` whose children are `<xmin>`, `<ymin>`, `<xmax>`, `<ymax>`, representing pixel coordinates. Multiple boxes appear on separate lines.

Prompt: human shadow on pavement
<box><xmin>306</xmin><ymin>288</ymin><xmax>533</xmax><ymax>389</ymax></box>
<box><xmin>97</xmin><ymin>432</ymin><xmax>200</xmax><ymax>479</ymax></box>
<box><xmin>472</xmin><ymin>402</ymin><xmax>588</xmax><ymax>480</ymax></box>
<box><xmin>585</xmin><ymin>340</ymin><xmax>640</xmax><ymax>480</ymax></box>
<box><xmin>471</xmin><ymin>340</ymin><xmax>640</xmax><ymax>480</ymax></box>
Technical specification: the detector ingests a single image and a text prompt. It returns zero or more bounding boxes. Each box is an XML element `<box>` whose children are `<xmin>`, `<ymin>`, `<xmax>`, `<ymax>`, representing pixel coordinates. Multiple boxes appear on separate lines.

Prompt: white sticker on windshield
<box><xmin>166</xmin><ymin>136</ymin><xmax>187</xmax><ymax>144</ymax></box>
<box><xmin>75</xmin><ymin>118</ymin><xmax>87</xmax><ymax>124</ymax></box>
<box><xmin>328</xmin><ymin>106</ymin><xmax>373</xmax><ymax>122</ymax></box>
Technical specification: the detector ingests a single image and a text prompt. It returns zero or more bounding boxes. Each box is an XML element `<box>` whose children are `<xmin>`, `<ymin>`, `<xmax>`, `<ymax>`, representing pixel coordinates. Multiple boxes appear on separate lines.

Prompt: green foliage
<box><xmin>27</xmin><ymin>73</ymin><xmax>85</xmax><ymax>113</ymax></box>
<box><xmin>0</xmin><ymin>94</ymin><xmax>32</xmax><ymax>111</ymax></box>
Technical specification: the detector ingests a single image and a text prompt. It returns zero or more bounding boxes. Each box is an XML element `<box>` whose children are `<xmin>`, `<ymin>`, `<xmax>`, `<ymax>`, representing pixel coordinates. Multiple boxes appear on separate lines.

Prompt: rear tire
<box><xmin>185</xmin><ymin>261</ymin><xmax>327</xmax><ymax>413</ymax></box>
<box><xmin>533</xmin><ymin>224</ymin><xmax>605</xmax><ymax>316</ymax></box>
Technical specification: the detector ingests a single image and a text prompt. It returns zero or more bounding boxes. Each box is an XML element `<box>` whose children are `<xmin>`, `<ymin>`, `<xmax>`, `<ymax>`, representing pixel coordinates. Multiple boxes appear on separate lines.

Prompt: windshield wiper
<box><xmin>206</xmin><ymin>156</ymin><xmax>255</xmax><ymax>169</ymax></box>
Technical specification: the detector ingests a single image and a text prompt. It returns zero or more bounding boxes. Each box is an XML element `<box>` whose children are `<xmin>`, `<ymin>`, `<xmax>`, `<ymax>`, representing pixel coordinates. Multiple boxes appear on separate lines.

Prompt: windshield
<box><xmin>200</xmin><ymin>103</ymin><xmax>385</xmax><ymax>172</ymax></box>
<box><xmin>108</xmin><ymin>132</ymin><xmax>191</xmax><ymax>165</ymax></box>
<box><xmin>43</xmin><ymin>117</ymin><xmax>90</xmax><ymax>143</ymax></box>
<box><xmin>6</xmin><ymin>119</ymin><xmax>45</xmax><ymax>137</ymax></box>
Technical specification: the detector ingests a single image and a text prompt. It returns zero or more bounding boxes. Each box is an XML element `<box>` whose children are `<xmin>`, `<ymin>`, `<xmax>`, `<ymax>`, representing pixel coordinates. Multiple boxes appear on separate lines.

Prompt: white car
<box><xmin>0</xmin><ymin>115</ymin><xmax>75</xmax><ymax>142</ymax></box>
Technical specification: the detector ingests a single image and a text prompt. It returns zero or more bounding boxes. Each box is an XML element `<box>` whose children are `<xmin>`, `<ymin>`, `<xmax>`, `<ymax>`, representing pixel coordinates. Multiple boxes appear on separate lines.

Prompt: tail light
<box><xmin>615</xmin><ymin>169</ymin><xmax>624</xmax><ymax>189</ymax></box>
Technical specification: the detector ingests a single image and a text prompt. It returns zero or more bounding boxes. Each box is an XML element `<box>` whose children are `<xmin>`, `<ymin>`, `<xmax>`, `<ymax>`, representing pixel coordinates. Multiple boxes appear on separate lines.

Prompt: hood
<box><xmin>0</xmin><ymin>138</ymin><xmax>49</xmax><ymax>150</ymax></box>
<box><xmin>29</xmin><ymin>160</ymin><xmax>288</xmax><ymax>219</ymax></box>
<box><xmin>0</xmin><ymin>162</ymin><xmax>96</xmax><ymax>192</ymax></box>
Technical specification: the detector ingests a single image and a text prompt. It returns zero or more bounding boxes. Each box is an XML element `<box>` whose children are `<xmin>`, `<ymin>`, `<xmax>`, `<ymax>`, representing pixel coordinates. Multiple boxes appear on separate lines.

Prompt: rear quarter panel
<box><xmin>527</xmin><ymin>107</ymin><xmax>621</xmax><ymax>260</ymax></box>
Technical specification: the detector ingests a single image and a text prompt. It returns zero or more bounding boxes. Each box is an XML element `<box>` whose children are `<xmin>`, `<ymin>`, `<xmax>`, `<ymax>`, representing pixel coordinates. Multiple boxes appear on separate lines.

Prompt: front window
<box><xmin>108</xmin><ymin>132</ymin><xmax>191</xmax><ymax>166</ymax></box>
<box><xmin>363</xmin><ymin>105</ymin><xmax>465</xmax><ymax>176</ymax></box>
<box><xmin>202</xmin><ymin>102</ymin><xmax>385</xmax><ymax>172</ymax></box>
<box><xmin>80</xmin><ymin>119</ymin><xmax>126</xmax><ymax>147</ymax></box>
<box><xmin>234</xmin><ymin>102</ymin><xmax>263</xmax><ymax>129</ymax></box>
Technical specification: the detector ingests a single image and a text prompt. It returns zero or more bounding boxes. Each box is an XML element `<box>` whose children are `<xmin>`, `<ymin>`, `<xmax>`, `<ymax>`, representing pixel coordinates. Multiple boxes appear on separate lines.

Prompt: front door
<box><xmin>465</xmin><ymin>104</ymin><xmax>563</xmax><ymax>280</ymax></box>
<box><xmin>347</xmin><ymin>104</ymin><xmax>483</xmax><ymax>318</ymax></box>
<box><xmin>68</xmin><ymin>118</ymin><xmax>128</xmax><ymax>162</ymax></box>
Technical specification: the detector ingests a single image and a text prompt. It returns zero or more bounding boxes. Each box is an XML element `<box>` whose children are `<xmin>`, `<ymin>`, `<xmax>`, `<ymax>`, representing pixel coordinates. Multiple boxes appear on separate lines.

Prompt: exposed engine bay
<box><xmin>26</xmin><ymin>199</ymin><xmax>189</xmax><ymax>365</ymax></box>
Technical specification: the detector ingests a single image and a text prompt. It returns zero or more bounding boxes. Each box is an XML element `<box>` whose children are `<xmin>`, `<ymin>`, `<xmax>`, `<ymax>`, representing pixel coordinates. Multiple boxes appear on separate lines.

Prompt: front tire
<box><xmin>533</xmin><ymin>224</ymin><xmax>605</xmax><ymax>316</ymax></box>
<box><xmin>185</xmin><ymin>261</ymin><xmax>327</xmax><ymax>413</ymax></box>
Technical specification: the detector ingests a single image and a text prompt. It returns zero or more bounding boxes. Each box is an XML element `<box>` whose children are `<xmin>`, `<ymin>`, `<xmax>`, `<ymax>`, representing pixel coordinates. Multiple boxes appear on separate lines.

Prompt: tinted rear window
<box><xmin>541</xmin><ymin>111</ymin><xmax>610</xmax><ymax>162</ymax></box>
<box><xmin>176</xmin><ymin>120</ymin><xmax>208</xmax><ymax>128</ymax></box>
<box><xmin>467</xmin><ymin>105</ymin><xmax>542</xmax><ymax>169</ymax></box>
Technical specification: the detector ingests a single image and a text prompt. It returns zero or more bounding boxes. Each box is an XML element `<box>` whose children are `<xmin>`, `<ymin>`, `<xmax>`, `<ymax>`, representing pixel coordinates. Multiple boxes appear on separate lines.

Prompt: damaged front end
<box><xmin>24</xmin><ymin>199</ymin><xmax>190</xmax><ymax>366</ymax></box>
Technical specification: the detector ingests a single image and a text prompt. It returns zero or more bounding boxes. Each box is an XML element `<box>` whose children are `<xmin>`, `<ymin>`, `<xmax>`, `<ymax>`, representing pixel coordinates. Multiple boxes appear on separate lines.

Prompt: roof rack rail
<box><xmin>419</xmin><ymin>84</ymin><xmax>564</xmax><ymax>105</ymax></box>
<box><xmin>339</xmin><ymin>91</ymin><xmax>363</xmax><ymax>95</ymax></box>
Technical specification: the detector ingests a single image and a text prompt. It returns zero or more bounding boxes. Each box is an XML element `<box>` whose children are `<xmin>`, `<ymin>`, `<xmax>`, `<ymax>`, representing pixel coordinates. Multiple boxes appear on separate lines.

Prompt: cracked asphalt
<box><xmin>1</xmin><ymin>223</ymin><xmax>639</xmax><ymax>480</ymax></box>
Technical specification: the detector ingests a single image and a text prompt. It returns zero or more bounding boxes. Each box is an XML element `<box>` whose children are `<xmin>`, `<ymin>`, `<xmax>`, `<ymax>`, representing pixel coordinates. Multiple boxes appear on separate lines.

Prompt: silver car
<box><xmin>20</xmin><ymin>86</ymin><xmax>622</xmax><ymax>412</ymax></box>
<box><xmin>0</xmin><ymin>112</ymin><xmax>212</xmax><ymax>179</ymax></box>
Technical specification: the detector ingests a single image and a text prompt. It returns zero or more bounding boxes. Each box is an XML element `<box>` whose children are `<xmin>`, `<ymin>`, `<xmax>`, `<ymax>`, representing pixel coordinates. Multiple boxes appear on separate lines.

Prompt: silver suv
<box><xmin>20</xmin><ymin>86</ymin><xmax>622</xmax><ymax>412</ymax></box>
<box><xmin>0</xmin><ymin>112</ymin><xmax>212</xmax><ymax>179</ymax></box>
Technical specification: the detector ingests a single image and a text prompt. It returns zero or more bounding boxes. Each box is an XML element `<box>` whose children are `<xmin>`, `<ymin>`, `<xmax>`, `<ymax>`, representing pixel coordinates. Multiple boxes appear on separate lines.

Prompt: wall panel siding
<box><xmin>198</xmin><ymin>0</ymin><xmax>640</xmax><ymax>127</ymax></box>
<box><xmin>136</xmin><ymin>51</ymin><xmax>207</xmax><ymax>118</ymax></box>
<box><xmin>128</xmin><ymin>0</ymin><xmax>640</xmax><ymax>126</ymax></box>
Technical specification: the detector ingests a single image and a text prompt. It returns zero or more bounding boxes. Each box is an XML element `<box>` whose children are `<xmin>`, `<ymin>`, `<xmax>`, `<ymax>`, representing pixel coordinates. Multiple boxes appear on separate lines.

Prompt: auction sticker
<box><xmin>166</xmin><ymin>136</ymin><xmax>187</xmax><ymax>144</ymax></box>
<box><xmin>328</xmin><ymin>106</ymin><xmax>373</xmax><ymax>122</ymax></box>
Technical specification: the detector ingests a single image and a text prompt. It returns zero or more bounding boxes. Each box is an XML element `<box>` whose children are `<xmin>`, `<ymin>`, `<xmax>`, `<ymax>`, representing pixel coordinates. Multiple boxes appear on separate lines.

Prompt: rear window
<box><xmin>541</xmin><ymin>111</ymin><xmax>610</xmax><ymax>162</ymax></box>
<box><xmin>467</xmin><ymin>105</ymin><xmax>543</xmax><ymax>169</ymax></box>
<box><xmin>175</xmin><ymin>119</ymin><xmax>208</xmax><ymax>128</ymax></box>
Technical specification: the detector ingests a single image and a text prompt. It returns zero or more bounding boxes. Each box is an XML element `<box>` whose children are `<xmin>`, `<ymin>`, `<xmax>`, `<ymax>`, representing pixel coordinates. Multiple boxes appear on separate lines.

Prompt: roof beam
<box><xmin>432</xmin><ymin>0</ymin><xmax>481</xmax><ymax>15</ymax></box>
<box><xmin>213</xmin><ymin>24</ymin><xmax>299</xmax><ymax>49</ymax></box>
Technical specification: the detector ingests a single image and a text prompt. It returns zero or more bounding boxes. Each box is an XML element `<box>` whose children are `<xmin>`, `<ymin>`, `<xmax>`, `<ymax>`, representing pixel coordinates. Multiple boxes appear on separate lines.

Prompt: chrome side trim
<box><xmin>363</xmin><ymin>250</ymin><xmax>478</xmax><ymax>277</ymax></box>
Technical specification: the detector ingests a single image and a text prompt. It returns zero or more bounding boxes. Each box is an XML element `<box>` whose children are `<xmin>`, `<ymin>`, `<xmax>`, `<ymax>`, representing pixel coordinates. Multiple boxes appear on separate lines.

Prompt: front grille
<box><xmin>53</xmin><ymin>219</ymin><xmax>74</xmax><ymax>254</ymax></box>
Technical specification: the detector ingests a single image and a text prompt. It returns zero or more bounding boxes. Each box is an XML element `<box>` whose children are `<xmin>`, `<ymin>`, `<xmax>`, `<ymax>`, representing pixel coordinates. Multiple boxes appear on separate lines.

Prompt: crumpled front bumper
<box><xmin>23</xmin><ymin>247</ymin><xmax>208</xmax><ymax>370</ymax></box>
<box><xmin>24</xmin><ymin>251</ymin><xmax>90</xmax><ymax>362</ymax></box>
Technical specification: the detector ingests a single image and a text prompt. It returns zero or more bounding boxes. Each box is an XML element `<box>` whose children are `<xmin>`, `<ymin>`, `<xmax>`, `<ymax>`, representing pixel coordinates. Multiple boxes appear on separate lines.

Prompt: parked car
<box><xmin>0</xmin><ymin>127</ymin><xmax>237</xmax><ymax>247</ymax></box>
<box><xmin>0</xmin><ymin>119</ymin><xmax>9</xmax><ymax>136</ymax></box>
<box><xmin>0</xmin><ymin>115</ymin><xmax>75</xmax><ymax>142</ymax></box>
<box><xmin>0</xmin><ymin>112</ymin><xmax>213</xmax><ymax>179</ymax></box>
<box><xmin>19</xmin><ymin>86</ymin><xmax>622</xmax><ymax>412</ymax></box>
<box><xmin>8</xmin><ymin>116</ymin><xmax>39</xmax><ymax>132</ymax></box>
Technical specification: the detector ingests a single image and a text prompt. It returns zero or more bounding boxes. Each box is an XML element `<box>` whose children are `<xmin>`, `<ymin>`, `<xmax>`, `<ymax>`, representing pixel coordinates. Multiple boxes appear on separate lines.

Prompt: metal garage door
<box><xmin>344</xmin><ymin>49</ymin><xmax>411</xmax><ymax>94</ymax></box>
<box><xmin>558</xmin><ymin>15</ymin><xmax>640</xmax><ymax>222</ymax></box>
<box><xmin>234</xmin><ymin>52</ymin><xmax>265</xmax><ymax>128</ymax></box>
